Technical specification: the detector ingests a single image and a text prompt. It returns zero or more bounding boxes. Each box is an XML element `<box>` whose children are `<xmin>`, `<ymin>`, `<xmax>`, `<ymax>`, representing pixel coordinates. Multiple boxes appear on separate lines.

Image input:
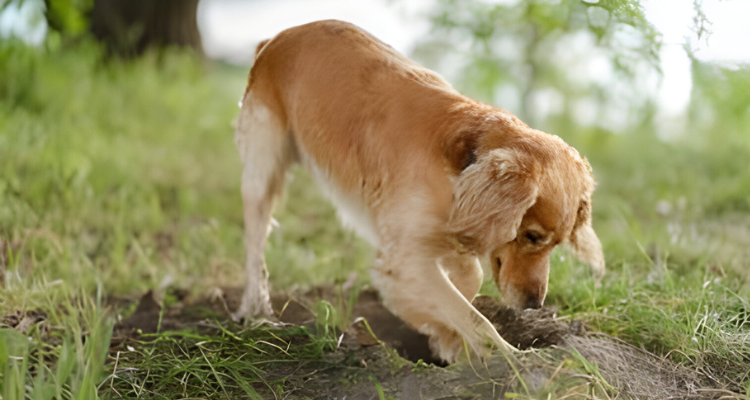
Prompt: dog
<box><xmin>233</xmin><ymin>20</ymin><xmax>604</xmax><ymax>363</ymax></box>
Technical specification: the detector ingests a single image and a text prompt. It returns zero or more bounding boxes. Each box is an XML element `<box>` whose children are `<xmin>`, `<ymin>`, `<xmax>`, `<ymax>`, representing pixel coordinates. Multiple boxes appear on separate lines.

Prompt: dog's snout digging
<box><xmin>233</xmin><ymin>19</ymin><xmax>605</xmax><ymax>363</ymax></box>
<box><xmin>525</xmin><ymin>297</ymin><xmax>543</xmax><ymax>310</ymax></box>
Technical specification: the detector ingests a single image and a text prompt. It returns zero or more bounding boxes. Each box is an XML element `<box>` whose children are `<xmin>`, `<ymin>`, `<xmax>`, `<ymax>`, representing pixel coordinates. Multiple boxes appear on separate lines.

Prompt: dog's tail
<box><xmin>239</xmin><ymin>38</ymin><xmax>272</xmax><ymax>106</ymax></box>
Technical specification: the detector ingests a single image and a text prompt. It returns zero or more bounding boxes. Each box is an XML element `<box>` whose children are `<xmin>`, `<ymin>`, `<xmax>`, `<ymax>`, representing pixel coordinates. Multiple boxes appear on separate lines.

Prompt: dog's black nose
<box><xmin>524</xmin><ymin>297</ymin><xmax>543</xmax><ymax>310</ymax></box>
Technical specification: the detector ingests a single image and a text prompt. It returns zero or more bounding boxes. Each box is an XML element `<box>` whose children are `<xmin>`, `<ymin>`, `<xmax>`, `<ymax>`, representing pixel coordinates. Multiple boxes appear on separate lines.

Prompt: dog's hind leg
<box><xmin>232</xmin><ymin>93</ymin><xmax>292</xmax><ymax>321</ymax></box>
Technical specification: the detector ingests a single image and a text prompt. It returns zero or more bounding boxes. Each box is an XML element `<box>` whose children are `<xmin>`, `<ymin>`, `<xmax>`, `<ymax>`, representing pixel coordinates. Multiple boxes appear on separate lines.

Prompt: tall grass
<box><xmin>1</xmin><ymin>289</ymin><xmax>112</xmax><ymax>400</ymax></box>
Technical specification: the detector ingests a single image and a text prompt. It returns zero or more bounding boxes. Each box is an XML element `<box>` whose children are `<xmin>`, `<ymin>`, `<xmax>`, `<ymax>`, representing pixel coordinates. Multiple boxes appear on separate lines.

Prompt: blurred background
<box><xmin>1</xmin><ymin>1</ymin><xmax>750</xmax><ymax>395</ymax></box>
<box><xmin>4</xmin><ymin>0</ymin><xmax>750</xmax><ymax>126</ymax></box>
<box><xmin>1</xmin><ymin>0</ymin><xmax>749</xmax><ymax>308</ymax></box>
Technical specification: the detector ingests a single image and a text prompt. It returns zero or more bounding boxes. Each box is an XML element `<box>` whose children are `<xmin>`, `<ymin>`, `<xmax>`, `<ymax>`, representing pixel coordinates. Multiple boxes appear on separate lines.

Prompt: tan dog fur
<box><xmin>233</xmin><ymin>20</ymin><xmax>605</xmax><ymax>363</ymax></box>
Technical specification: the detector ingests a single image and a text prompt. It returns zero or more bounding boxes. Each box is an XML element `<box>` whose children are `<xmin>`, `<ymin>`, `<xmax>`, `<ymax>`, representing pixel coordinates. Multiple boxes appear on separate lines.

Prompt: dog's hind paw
<box><xmin>232</xmin><ymin>295</ymin><xmax>274</xmax><ymax>325</ymax></box>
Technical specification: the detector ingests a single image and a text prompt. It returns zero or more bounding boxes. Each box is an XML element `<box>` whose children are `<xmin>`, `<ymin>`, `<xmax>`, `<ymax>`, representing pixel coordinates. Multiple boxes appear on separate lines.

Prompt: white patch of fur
<box><xmin>299</xmin><ymin>147</ymin><xmax>380</xmax><ymax>247</ymax></box>
<box><xmin>235</xmin><ymin>94</ymin><xmax>286</xmax><ymax>196</ymax></box>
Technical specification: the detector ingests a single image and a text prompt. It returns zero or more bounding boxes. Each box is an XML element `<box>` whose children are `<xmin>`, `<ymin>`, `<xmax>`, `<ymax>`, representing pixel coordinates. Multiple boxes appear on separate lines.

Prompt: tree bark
<box><xmin>90</xmin><ymin>0</ymin><xmax>203</xmax><ymax>57</ymax></box>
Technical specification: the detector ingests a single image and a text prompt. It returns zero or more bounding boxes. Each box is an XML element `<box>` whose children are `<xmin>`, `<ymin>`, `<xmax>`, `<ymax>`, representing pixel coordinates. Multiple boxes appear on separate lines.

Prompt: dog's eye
<box><xmin>495</xmin><ymin>257</ymin><xmax>502</xmax><ymax>270</ymax></box>
<box><xmin>525</xmin><ymin>231</ymin><xmax>543</xmax><ymax>245</ymax></box>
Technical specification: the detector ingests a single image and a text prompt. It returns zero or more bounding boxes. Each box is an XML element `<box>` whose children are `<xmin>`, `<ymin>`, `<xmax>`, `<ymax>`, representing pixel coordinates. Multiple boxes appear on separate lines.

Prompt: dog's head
<box><xmin>447</xmin><ymin>129</ymin><xmax>604</xmax><ymax>309</ymax></box>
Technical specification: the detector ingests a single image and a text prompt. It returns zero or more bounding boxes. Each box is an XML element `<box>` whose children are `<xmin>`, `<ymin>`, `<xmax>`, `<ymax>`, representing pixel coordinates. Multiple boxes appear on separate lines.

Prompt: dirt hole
<box><xmin>111</xmin><ymin>286</ymin><xmax>583</xmax><ymax>365</ymax></box>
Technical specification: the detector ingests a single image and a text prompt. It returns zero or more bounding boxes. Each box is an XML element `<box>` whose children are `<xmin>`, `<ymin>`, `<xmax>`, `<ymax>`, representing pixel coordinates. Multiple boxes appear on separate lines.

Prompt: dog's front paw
<box><xmin>473</xmin><ymin>317</ymin><xmax>516</xmax><ymax>355</ymax></box>
<box><xmin>423</xmin><ymin>320</ymin><xmax>519</xmax><ymax>364</ymax></box>
<box><xmin>426</xmin><ymin>325</ymin><xmax>464</xmax><ymax>363</ymax></box>
<box><xmin>423</xmin><ymin>324</ymin><xmax>491</xmax><ymax>363</ymax></box>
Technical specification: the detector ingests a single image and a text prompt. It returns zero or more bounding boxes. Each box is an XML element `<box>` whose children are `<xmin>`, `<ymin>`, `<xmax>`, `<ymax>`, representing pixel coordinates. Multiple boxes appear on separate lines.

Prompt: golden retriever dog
<box><xmin>233</xmin><ymin>20</ymin><xmax>604</xmax><ymax>363</ymax></box>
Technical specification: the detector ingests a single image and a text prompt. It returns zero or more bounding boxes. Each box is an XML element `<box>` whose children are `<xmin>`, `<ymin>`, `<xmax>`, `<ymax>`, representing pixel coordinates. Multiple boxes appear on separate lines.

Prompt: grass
<box><xmin>107</xmin><ymin>325</ymin><xmax>335</xmax><ymax>399</ymax></box>
<box><xmin>1</xmin><ymin>288</ymin><xmax>112</xmax><ymax>400</ymax></box>
<box><xmin>0</xmin><ymin>37</ymin><xmax>748</xmax><ymax>399</ymax></box>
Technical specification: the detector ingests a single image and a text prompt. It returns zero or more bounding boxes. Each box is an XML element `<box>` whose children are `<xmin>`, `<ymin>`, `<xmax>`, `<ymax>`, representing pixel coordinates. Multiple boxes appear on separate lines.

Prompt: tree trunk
<box><xmin>90</xmin><ymin>0</ymin><xmax>203</xmax><ymax>58</ymax></box>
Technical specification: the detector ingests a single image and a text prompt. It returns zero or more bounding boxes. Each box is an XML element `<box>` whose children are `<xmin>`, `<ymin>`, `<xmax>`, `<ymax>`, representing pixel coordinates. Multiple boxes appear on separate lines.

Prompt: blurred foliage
<box><xmin>414</xmin><ymin>0</ymin><xmax>661</xmax><ymax>128</ymax></box>
<box><xmin>688</xmin><ymin>56</ymin><xmax>750</xmax><ymax>145</ymax></box>
<box><xmin>1</xmin><ymin>0</ymin><xmax>92</xmax><ymax>39</ymax></box>
<box><xmin>42</xmin><ymin>0</ymin><xmax>92</xmax><ymax>37</ymax></box>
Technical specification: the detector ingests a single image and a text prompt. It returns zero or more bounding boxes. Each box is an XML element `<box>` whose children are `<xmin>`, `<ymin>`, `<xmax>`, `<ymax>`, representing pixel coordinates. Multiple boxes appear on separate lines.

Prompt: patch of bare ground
<box><xmin>108</xmin><ymin>286</ymin><xmax>740</xmax><ymax>399</ymax></box>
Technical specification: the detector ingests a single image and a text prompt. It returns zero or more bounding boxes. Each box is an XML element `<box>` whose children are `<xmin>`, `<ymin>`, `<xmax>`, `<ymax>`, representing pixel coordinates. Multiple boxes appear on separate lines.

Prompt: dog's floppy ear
<box><xmin>569</xmin><ymin>196</ymin><xmax>605</xmax><ymax>278</ymax></box>
<box><xmin>444</xmin><ymin>132</ymin><xmax>479</xmax><ymax>173</ymax></box>
<box><xmin>448</xmin><ymin>148</ymin><xmax>538</xmax><ymax>254</ymax></box>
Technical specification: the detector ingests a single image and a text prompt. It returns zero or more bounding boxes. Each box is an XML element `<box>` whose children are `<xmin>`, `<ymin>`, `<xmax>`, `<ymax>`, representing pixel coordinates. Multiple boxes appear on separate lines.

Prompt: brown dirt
<box><xmin>112</xmin><ymin>286</ymin><xmax>439</xmax><ymax>363</ymax></box>
<box><xmin>107</xmin><ymin>286</ymin><xmax>736</xmax><ymax>399</ymax></box>
<box><xmin>1</xmin><ymin>309</ymin><xmax>49</xmax><ymax>337</ymax></box>
<box><xmin>111</xmin><ymin>287</ymin><xmax>579</xmax><ymax>365</ymax></box>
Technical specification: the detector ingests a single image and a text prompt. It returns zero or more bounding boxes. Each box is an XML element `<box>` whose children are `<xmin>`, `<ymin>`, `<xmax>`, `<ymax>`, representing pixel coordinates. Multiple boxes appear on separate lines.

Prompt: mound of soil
<box><xmin>473</xmin><ymin>296</ymin><xmax>585</xmax><ymax>349</ymax></box>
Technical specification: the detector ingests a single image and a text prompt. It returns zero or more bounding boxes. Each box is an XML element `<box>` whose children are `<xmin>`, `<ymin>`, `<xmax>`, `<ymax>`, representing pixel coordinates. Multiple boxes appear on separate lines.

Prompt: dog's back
<box><xmin>244</xmin><ymin>20</ymin><xmax>474</xmax><ymax>226</ymax></box>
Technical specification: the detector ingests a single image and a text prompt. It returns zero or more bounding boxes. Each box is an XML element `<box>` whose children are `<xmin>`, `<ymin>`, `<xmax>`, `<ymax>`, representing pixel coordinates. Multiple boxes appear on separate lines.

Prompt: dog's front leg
<box><xmin>371</xmin><ymin>242</ymin><xmax>516</xmax><ymax>363</ymax></box>
<box><xmin>439</xmin><ymin>252</ymin><xmax>483</xmax><ymax>302</ymax></box>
